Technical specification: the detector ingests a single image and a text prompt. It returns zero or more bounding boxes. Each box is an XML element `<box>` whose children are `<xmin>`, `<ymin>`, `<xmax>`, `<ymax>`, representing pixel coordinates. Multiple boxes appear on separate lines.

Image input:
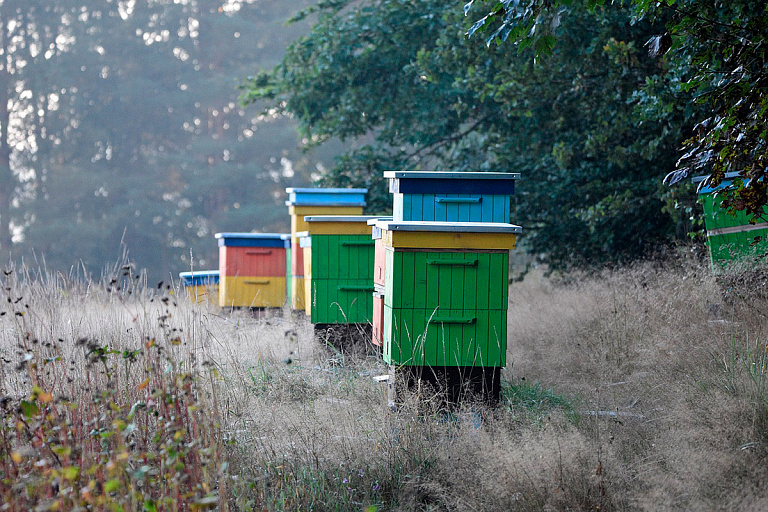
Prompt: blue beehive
<box><xmin>179</xmin><ymin>270</ymin><xmax>219</xmax><ymax>304</ymax></box>
<box><xmin>384</xmin><ymin>171</ymin><xmax>520</xmax><ymax>223</ymax></box>
<box><xmin>285</xmin><ymin>188</ymin><xmax>367</xmax><ymax>207</ymax></box>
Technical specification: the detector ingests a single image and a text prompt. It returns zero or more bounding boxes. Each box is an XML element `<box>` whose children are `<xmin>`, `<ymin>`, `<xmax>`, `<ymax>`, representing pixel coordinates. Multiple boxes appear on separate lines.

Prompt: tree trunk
<box><xmin>0</xmin><ymin>13</ymin><xmax>14</xmax><ymax>256</ymax></box>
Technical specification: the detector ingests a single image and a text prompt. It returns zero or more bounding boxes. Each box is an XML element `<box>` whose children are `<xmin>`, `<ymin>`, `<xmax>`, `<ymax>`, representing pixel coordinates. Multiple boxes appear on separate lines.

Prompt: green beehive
<box><xmin>379</xmin><ymin>221</ymin><xmax>521</xmax><ymax>368</ymax></box>
<box><xmin>694</xmin><ymin>173</ymin><xmax>768</xmax><ymax>269</ymax></box>
<box><xmin>297</xmin><ymin>216</ymin><xmax>378</xmax><ymax>325</ymax></box>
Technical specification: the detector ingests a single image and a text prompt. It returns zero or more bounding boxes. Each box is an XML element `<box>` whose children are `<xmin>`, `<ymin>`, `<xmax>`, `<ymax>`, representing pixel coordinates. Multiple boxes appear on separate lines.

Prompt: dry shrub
<box><xmin>3</xmin><ymin>251</ymin><xmax>768</xmax><ymax>511</ymax></box>
<box><xmin>506</xmin><ymin>255</ymin><xmax>768</xmax><ymax>510</ymax></box>
<box><xmin>0</xmin><ymin>264</ymin><xmax>226</xmax><ymax>510</ymax></box>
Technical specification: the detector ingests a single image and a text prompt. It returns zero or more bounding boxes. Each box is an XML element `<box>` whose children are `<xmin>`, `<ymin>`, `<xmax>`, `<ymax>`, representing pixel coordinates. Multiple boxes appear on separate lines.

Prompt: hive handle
<box><xmin>429</xmin><ymin>316</ymin><xmax>477</xmax><ymax>324</ymax></box>
<box><xmin>245</xmin><ymin>249</ymin><xmax>273</xmax><ymax>255</ymax></box>
<box><xmin>340</xmin><ymin>240</ymin><xmax>375</xmax><ymax>246</ymax></box>
<box><xmin>426</xmin><ymin>258</ymin><xmax>478</xmax><ymax>266</ymax></box>
<box><xmin>337</xmin><ymin>285</ymin><xmax>375</xmax><ymax>292</ymax></box>
<box><xmin>244</xmin><ymin>279</ymin><xmax>270</xmax><ymax>285</ymax></box>
<box><xmin>435</xmin><ymin>196</ymin><xmax>482</xmax><ymax>204</ymax></box>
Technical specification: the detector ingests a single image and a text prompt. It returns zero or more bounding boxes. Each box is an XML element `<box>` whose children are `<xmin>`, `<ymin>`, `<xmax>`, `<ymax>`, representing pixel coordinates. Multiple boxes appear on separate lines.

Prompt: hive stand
<box><xmin>285</xmin><ymin>187</ymin><xmax>367</xmax><ymax>312</ymax></box>
<box><xmin>215</xmin><ymin>233</ymin><xmax>290</xmax><ymax>309</ymax></box>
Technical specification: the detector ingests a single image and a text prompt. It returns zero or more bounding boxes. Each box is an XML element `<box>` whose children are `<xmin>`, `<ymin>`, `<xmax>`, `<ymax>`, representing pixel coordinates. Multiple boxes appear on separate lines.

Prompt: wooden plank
<box><xmin>310</xmin><ymin>278</ymin><xmax>375</xmax><ymax>324</ymax></box>
<box><xmin>374</xmin><ymin>238</ymin><xmax>387</xmax><ymax>286</ymax></box>
<box><xmin>383</xmin><ymin>304</ymin><xmax>393</xmax><ymax>362</ymax></box>
<box><xmin>386</xmin><ymin>251</ymin><xmax>508</xmax><ymax>310</ymax></box>
<box><xmin>303</xmin><ymin>222</ymin><xmax>373</xmax><ymax>236</ymax></box>
<box><xmin>179</xmin><ymin>271</ymin><xmax>219</xmax><ymax>286</ymax></box>
<box><xmin>309</xmin><ymin>234</ymin><xmax>375</xmax><ymax>281</ymax></box>
<box><xmin>289</xmin><ymin>204</ymin><xmax>364</xmax><ymax>217</ymax></box>
<box><xmin>384</xmin><ymin>247</ymin><xmax>395</xmax><ymax>309</ymax></box>
<box><xmin>290</xmin><ymin>239</ymin><xmax>304</xmax><ymax>276</ymax></box>
<box><xmin>215</xmin><ymin>233</ymin><xmax>288</xmax><ymax>248</ymax></box>
<box><xmin>372</xmin><ymin>293</ymin><xmax>385</xmax><ymax>346</ymax></box>
<box><xmin>183</xmin><ymin>284</ymin><xmax>219</xmax><ymax>305</ymax></box>
<box><xmin>384</xmin><ymin>172</ymin><xmax>519</xmax><ymax>195</ymax></box>
<box><xmin>488</xmin><ymin>310</ymin><xmax>506</xmax><ymax>367</ymax></box>
<box><xmin>400</xmin><ymin>251</ymin><xmax>416</xmax><ymax>309</ymax></box>
<box><xmin>425</xmin><ymin>252</ymin><xmax>441</xmax><ymax>311</ymax></box>
<box><xmin>286</xmin><ymin>187</ymin><xmax>366</xmax><ymax>206</ymax></box>
<box><xmin>489</xmin><ymin>252</ymin><xmax>508</xmax><ymax>309</ymax></box>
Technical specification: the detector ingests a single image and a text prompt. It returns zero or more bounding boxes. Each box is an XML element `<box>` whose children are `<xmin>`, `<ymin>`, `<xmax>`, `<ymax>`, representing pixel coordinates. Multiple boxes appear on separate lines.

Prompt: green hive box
<box><xmin>694</xmin><ymin>173</ymin><xmax>768</xmax><ymax>270</ymax></box>
<box><xmin>298</xmin><ymin>216</ymin><xmax>378</xmax><ymax>325</ymax></box>
<box><xmin>379</xmin><ymin>221</ymin><xmax>521</xmax><ymax>368</ymax></box>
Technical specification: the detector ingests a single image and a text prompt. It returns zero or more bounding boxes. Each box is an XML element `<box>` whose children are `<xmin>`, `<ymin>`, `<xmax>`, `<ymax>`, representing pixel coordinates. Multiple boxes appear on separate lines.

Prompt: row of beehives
<box><xmin>181</xmin><ymin>171</ymin><xmax>521</xmax><ymax>399</ymax></box>
<box><xmin>179</xmin><ymin>170</ymin><xmax>768</xmax><ymax>314</ymax></box>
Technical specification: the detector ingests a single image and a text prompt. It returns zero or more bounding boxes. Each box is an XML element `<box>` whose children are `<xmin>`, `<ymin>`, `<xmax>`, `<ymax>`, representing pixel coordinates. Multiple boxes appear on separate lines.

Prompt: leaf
<box><xmin>63</xmin><ymin>466</ymin><xmax>80</xmax><ymax>481</ymax></box>
<box><xmin>138</xmin><ymin>377</ymin><xmax>150</xmax><ymax>390</ymax></box>
<box><xmin>467</xmin><ymin>16</ymin><xmax>489</xmax><ymax>38</ymax></box>
<box><xmin>52</xmin><ymin>445</ymin><xmax>72</xmax><ymax>457</ymax></box>
<box><xmin>20</xmin><ymin>400</ymin><xmax>39</xmax><ymax>418</ymax></box>
<box><xmin>32</xmin><ymin>386</ymin><xmax>53</xmax><ymax>404</ymax></box>
<box><xmin>105</xmin><ymin>479</ymin><xmax>121</xmax><ymax>493</ymax></box>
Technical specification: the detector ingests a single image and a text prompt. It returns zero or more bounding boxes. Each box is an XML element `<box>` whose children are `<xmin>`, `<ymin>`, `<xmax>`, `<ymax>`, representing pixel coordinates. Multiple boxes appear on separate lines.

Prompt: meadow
<box><xmin>1</xmin><ymin>252</ymin><xmax>767</xmax><ymax>511</ymax></box>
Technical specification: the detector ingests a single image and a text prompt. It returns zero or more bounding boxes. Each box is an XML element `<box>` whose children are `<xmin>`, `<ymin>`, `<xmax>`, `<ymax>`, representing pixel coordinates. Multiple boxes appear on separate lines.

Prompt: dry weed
<box><xmin>2</xmin><ymin>252</ymin><xmax>768</xmax><ymax>510</ymax></box>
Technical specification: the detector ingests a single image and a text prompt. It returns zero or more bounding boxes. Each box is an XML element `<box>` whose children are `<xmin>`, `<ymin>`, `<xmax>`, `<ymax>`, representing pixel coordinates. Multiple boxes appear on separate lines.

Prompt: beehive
<box><xmin>384</xmin><ymin>171</ymin><xmax>520</xmax><ymax>223</ymax></box>
<box><xmin>694</xmin><ymin>173</ymin><xmax>768</xmax><ymax>269</ymax></box>
<box><xmin>378</xmin><ymin>221</ymin><xmax>521</xmax><ymax>368</ymax></box>
<box><xmin>285</xmin><ymin>187</ymin><xmax>367</xmax><ymax>311</ymax></box>
<box><xmin>215</xmin><ymin>233</ymin><xmax>289</xmax><ymax>308</ymax></box>
<box><xmin>297</xmin><ymin>215</ymin><xmax>378</xmax><ymax>324</ymax></box>
<box><xmin>179</xmin><ymin>271</ymin><xmax>219</xmax><ymax>305</ymax></box>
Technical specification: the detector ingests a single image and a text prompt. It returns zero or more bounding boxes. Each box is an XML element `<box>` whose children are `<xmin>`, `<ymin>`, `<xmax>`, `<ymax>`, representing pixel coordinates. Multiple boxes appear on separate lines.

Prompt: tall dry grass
<box><xmin>1</xmin><ymin>252</ymin><xmax>767</xmax><ymax>510</ymax></box>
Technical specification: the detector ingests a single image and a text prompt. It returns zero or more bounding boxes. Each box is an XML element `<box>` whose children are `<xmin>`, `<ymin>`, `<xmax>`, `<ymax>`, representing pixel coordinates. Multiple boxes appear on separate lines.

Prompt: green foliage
<box><xmin>246</xmin><ymin>0</ymin><xmax>698</xmax><ymax>269</ymax></box>
<box><xmin>468</xmin><ymin>0</ymin><xmax>768</xmax><ymax>230</ymax></box>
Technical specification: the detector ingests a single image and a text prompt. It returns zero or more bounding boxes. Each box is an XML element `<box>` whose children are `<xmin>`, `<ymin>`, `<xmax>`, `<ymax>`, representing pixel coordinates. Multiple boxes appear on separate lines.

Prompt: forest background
<box><xmin>0</xmin><ymin>0</ymin><xmax>345</xmax><ymax>282</ymax></box>
<box><xmin>2</xmin><ymin>0</ymin><xmax>766</xmax><ymax>280</ymax></box>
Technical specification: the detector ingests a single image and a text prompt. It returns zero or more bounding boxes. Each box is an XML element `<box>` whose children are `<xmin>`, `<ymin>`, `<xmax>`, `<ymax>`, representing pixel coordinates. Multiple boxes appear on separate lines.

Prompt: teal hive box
<box><xmin>384</xmin><ymin>171</ymin><xmax>520</xmax><ymax>223</ymax></box>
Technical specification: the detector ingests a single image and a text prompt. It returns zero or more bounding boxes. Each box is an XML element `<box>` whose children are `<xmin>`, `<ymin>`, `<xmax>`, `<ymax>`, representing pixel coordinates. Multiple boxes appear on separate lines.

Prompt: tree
<box><xmin>468</xmin><ymin>0</ymin><xmax>768</xmax><ymax>221</ymax></box>
<box><xmin>2</xmin><ymin>0</ymin><xmax>343</xmax><ymax>281</ymax></box>
<box><xmin>244</xmin><ymin>0</ymin><xmax>698</xmax><ymax>269</ymax></box>
<box><xmin>0</xmin><ymin>0</ymin><xmax>80</xmax><ymax>258</ymax></box>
